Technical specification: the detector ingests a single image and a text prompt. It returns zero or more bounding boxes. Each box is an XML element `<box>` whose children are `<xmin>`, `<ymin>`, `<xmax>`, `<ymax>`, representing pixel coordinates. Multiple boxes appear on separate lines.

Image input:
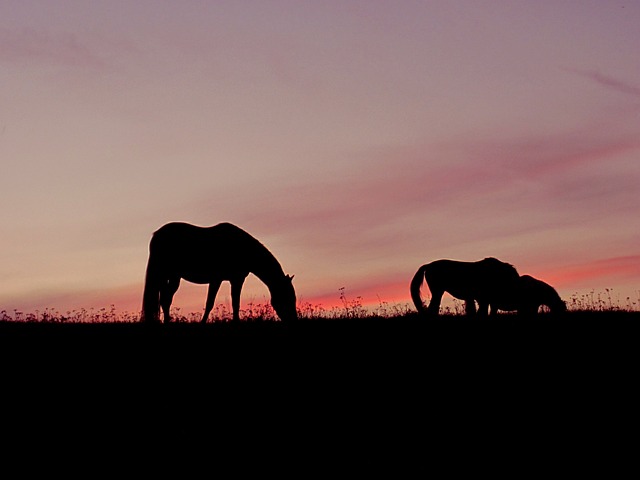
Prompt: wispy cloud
<box><xmin>193</xmin><ymin>152</ymin><xmax>495</xmax><ymax>257</ymax></box>
<box><xmin>568</xmin><ymin>68</ymin><xmax>640</xmax><ymax>98</ymax></box>
<box><xmin>208</xmin><ymin>129</ymin><xmax>639</xmax><ymax>238</ymax></box>
<box><xmin>183</xmin><ymin>125</ymin><xmax>640</xmax><ymax>291</ymax></box>
<box><xmin>441</xmin><ymin>128</ymin><xmax>640</xmax><ymax>178</ymax></box>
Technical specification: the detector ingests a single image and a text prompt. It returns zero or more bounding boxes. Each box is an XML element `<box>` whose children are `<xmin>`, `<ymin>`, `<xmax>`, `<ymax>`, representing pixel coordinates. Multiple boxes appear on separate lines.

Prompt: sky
<box><xmin>1</xmin><ymin>1</ymin><xmax>639</xmax><ymax>318</ymax></box>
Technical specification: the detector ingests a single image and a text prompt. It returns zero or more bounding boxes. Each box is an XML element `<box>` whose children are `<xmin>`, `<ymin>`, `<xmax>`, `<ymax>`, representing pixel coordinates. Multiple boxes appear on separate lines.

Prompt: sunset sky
<box><xmin>1</xmin><ymin>1</ymin><xmax>639</xmax><ymax>317</ymax></box>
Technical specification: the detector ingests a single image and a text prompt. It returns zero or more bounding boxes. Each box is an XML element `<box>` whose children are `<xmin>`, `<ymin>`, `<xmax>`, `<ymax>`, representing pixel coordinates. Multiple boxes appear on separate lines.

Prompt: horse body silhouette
<box><xmin>410</xmin><ymin>257</ymin><xmax>520</xmax><ymax>317</ymax></box>
<box><xmin>141</xmin><ymin>222</ymin><xmax>297</xmax><ymax>323</ymax></box>
<box><xmin>490</xmin><ymin>274</ymin><xmax>566</xmax><ymax>316</ymax></box>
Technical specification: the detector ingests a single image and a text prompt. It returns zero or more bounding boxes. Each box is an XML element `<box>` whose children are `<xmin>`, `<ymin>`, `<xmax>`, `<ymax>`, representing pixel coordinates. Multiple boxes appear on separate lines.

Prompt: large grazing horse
<box><xmin>490</xmin><ymin>274</ymin><xmax>566</xmax><ymax>316</ymax></box>
<box><xmin>410</xmin><ymin>257</ymin><xmax>520</xmax><ymax>317</ymax></box>
<box><xmin>141</xmin><ymin>222</ymin><xmax>298</xmax><ymax>323</ymax></box>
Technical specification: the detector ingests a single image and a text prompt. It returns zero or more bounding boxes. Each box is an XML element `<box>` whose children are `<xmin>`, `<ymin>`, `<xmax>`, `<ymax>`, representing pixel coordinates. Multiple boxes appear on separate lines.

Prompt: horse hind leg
<box><xmin>426</xmin><ymin>290</ymin><xmax>444</xmax><ymax>317</ymax></box>
<box><xmin>202</xmin><ymin>279</ymin><xmax>222</xmax><ymax>323</ymax></box>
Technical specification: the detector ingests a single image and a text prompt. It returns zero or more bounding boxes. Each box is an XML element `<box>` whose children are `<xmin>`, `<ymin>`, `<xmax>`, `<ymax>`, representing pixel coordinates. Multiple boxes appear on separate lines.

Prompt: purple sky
<box><xmin>1</xmin><ymin>1</ymin><xmax>639</xmax><ymax>316</ymax></box>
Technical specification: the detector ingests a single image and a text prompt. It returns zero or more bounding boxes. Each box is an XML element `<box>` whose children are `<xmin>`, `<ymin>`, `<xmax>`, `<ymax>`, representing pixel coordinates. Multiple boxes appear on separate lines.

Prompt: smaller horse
<box><xmin>490</xmin><ymin>274</ymin><xmax>566</xmax><ymax>316</ymax></box>
<box><xmin>410</xmin><ymin>257</ymin><xmax>520</xmax><ymax>317</ymax></box>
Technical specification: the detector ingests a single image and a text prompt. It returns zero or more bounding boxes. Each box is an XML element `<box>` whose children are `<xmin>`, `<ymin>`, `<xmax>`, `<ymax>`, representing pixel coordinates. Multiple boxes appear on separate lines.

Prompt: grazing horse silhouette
<box><xmin>141</xmin><ymin>222</ymin><xmax>298</xmax><ymax>323</ymax></box>
<box><xmin>410</xmin><ymin>257</ymin><xmax>520</xmax><ymax>317</ymax></box>
<box><xmin>490</xmin><ymin>274</ymin><xmax>566</xmax><ymax>316</ymax></box>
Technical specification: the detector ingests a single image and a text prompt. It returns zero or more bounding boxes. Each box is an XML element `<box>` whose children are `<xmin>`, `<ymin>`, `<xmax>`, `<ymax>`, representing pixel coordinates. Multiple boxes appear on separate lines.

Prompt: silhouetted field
<box><xmin>2</xmin><ymin>309</ymin><xmax>638</xmax><ymax>362</ymax></box>
<box><xmin>2</xmin><ymin>310</ymin><xmax>637</xmax><ymax>456</ymax></box>
<box><xmin>2</xmin><ymin>310</ymin><xmax>637</xmax><ymax>386</ymax></box>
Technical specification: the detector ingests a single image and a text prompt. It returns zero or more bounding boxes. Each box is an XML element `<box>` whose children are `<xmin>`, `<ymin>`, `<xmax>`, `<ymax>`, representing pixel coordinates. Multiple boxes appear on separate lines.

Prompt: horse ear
<box><xmin>287</xmin><ymin>274</ymin><xmax>294</xmax><ymax>282</ymax></box>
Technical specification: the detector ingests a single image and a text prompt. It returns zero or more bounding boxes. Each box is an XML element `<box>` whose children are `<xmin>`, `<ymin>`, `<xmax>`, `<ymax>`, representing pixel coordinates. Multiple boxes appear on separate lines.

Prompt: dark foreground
<box><xmin>1</xmin><ymin>312</ymin><xmax>638</xmax><ymax>469</ymax></box>
<box><xmin>2</xmin><ymin>310</ymin><xmax>637</xmax><ymax>362</ymax></box>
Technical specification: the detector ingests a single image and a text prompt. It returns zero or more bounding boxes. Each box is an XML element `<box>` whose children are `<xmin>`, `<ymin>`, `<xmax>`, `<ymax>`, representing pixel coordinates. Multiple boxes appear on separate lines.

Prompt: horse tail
<box><xmin>141</xmin><ymin>242</ymin><xmax>163</xmax><ymax>323</ymax></box>
<box><xmin>410</xmin><ymin>264</ymin><xmax>429</xmax><ymax>313</ymax></box>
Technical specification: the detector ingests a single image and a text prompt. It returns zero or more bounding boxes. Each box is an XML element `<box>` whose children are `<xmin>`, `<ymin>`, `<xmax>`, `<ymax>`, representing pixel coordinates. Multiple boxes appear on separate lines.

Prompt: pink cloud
<box><xmin>202</xmin><ymin>129</ymin><xmax>639</xmax><ymax>243</ymax></box>
<box><xmin>538</xmin><ymin>255</ymin><xmax>640</xmax><ymax>289</ymax></box>
<box><xmin>444</xmin><ymin>131</ymin><xmax>640</xmax><ymax>179</ymax></box>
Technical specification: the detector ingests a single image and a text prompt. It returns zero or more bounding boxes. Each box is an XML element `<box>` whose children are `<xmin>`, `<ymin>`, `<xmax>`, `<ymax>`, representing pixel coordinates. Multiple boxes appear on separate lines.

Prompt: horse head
<box><xmin>270</xmin><ymin>274</ymin><xmax>298</xmax><ymax>322</ymax></box>
<box><xmin>519</xmin><ymin>274</ymin><xmax>567</xmax><ymax>315</ymax></box>
<box><xmin>550</xmin><ymin>296</ymin><xmax>568</xmax><ymax>314</ymax></box>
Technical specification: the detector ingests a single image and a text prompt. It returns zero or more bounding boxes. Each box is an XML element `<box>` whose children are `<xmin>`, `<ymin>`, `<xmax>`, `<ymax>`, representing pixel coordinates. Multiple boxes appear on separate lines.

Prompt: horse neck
<box><xmin>250</xmin><ymin>248</ymin><xmax>286</xmax><ymax>291</ymax></box>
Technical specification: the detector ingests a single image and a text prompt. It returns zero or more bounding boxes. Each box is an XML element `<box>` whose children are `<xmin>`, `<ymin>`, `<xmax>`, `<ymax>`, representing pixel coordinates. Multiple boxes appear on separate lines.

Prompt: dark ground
<box><xmin>1</xmin><ymin>312</ymin><xmax>638</xmax><ymax>471</ymax></box>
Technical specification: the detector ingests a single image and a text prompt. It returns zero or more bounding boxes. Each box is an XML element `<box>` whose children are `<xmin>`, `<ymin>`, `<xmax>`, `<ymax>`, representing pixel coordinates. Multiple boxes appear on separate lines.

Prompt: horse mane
<box><xmin>218</xmin><ymin>223</ymin><xmax>289</xmax><ymax>284</ymax></box>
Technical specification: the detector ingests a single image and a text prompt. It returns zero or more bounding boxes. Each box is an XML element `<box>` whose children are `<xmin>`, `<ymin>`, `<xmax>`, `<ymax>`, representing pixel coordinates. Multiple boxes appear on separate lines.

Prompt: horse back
<box><xmin>152</xmin><ymin>222</ymin><xmax>252</xmax><ymax>249</ymax></box>
<box><xmin>424</xmin><ymin>259</ymin><xmax>517</xmax><ymax>299</ymax></box>
<box><xmin>149</xmin><ymin>222</ymin><xmax>265</xmax><ymax>279</ymax></box>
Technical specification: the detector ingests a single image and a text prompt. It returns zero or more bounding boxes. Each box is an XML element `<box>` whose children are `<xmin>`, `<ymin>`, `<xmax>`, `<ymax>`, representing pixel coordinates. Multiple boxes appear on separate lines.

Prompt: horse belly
<box><xmin>176</xmin><ymin>260</ymin><xmax>245</xmax><ymax>284</ymax></box>
<box><xmin>179</xmin><ymin>273</ymin><xmax>212</xmax><ymax>285</ymax></box>
<box><xmin>446</xmin><ymin>287</ymin><xmax>473</xmax><ymax>300</ymax></box>
<box><xmin>444</xmin><ymin>278</ymin><xmax>476</xmax><ymax>300</ymax></box>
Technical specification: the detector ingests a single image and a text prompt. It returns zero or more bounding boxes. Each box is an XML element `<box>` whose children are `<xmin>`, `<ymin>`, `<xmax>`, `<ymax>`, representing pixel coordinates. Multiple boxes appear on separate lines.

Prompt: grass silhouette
<box><xmin>1</xmin><ymin>286</ymin><xmax>637</xmax><ymax>323</ymax></box>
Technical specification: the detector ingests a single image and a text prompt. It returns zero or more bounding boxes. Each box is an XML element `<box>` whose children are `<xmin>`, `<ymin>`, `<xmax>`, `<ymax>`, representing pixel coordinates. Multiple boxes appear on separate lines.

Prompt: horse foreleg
<box><xmin>160</xmin><ymin>276</ymin><xmax>181</xmax><ymax>323</ymax></box>
<box><xmin>230</xmin><ymin>276</ymin><xmax>247</xmax><ymax>322</ymax></box>
<box><xmin>202</xmin><ymin>279</ymin><xmax>222</xmax><ymax>323</ymax></box>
